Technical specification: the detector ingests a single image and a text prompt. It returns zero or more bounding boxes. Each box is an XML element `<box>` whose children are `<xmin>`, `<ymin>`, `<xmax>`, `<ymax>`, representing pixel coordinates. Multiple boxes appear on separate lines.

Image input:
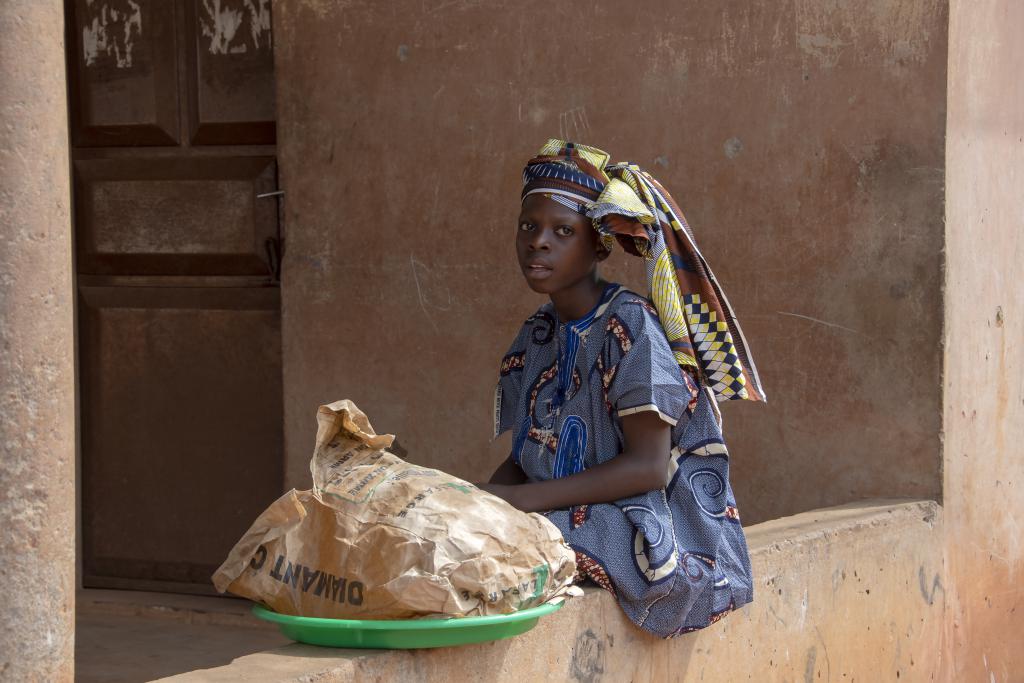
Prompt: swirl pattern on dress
<box><xmin>681</xmin><ymin>551</ymin><xmax>716</xmax><ymax>582</ymax></box>
<box><xmin>553</xmin><ymin>415</ymin><xmax>587</xmax><ymax>479</ymax></box>
<box><xmin>622</xmin><ymin>504</ymin><xmax>678</xmax><ymax>585</ymax></box>
<box><xmin>688</xmin><ymin>468</ymin><xmax>727</xmax><ymax>517</ymax></box>
<box><xmin>530</xmin><ymin>312</ymin><xmax>556</xmax><ymax>345</ymax></box>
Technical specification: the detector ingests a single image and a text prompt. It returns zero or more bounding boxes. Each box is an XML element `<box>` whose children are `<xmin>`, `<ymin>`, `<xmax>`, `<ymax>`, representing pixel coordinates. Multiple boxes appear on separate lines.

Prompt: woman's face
<box><xmin>516</xmin><ymin>193</ymin><xmax>607</xmax><ymax>296</ymax></box>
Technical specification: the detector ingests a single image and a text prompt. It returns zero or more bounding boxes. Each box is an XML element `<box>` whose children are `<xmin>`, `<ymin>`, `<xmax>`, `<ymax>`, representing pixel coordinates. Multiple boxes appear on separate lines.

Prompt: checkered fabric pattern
<box><xmin>682</xmin><ymin>294</ymin><xmax>748</xmax><ymax>399</ymax></box>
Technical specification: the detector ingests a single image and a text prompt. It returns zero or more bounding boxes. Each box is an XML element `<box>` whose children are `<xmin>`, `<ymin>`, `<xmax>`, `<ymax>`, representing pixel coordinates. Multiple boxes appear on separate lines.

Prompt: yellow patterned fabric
<box><xmin>537</xmin><ymin>139</ymin><xmax>611</xmax><ymax>172</ymax></box>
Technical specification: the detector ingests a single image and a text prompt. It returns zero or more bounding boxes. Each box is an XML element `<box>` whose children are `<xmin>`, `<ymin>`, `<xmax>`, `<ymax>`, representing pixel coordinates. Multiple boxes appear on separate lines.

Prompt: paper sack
<box><xmin>212</xmin><ymin>400</ymin><xmax>577</xmax><ymax>619</ymax></box>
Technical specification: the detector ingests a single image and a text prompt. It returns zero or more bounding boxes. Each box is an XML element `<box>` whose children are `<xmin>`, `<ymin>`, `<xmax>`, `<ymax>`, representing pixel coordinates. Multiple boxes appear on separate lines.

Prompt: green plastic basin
<box><xmin>251</xmin><ymin>601</ymin><xmax>564</xmax><ymax>649</ymax></box>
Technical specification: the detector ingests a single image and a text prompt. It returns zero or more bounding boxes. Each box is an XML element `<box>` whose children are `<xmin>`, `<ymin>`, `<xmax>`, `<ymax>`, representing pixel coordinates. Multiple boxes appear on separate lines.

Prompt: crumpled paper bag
<box><xmin>212</xmin><ymin>399</ymin><xmax>577</xmax><ymax>619</ymax></box>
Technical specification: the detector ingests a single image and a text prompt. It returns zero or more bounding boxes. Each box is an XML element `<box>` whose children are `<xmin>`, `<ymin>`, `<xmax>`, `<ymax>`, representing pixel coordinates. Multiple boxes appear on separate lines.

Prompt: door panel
<box><xmin>187</xmin><ymin>0</ymin><xmax>276</xmax><ymax>145</ymax></box>
<box><xmin>74</xmin><ymin>156</ymin><xmax>278</xmax><ymax>276</ymax></box>
<box><xmin>67</xmin><ymin>0</ymin><xmax>180</xmax><ymax>146</ymax></box>
<box><xmin>67</xmin><ymin>0</ymin><xmax>282</xmax><ymax>593</ymax></box>
<box><xmin>79</xmin><ymin>286</ymin><xmax>283</xmax><ymax>589</ymax></box>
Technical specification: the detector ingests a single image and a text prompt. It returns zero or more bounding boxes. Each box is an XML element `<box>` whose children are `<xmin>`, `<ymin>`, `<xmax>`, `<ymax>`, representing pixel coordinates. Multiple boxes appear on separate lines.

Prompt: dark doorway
<box><xmin>66</xmin><ymin>0</ymin><xmax>283</xmax><ymax>593</ymax></box>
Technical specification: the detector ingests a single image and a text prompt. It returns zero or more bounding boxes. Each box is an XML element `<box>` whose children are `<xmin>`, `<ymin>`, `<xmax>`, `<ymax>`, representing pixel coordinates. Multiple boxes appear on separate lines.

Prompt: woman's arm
<box><xmin>486</xmin><ymin>453</ymin><xmax>528</xmax><ymax>485</ymax></box>
<box><xmin>478</xmin><ymin>411</ymin><xmax>672</xmax><ymax>512</ymax></box>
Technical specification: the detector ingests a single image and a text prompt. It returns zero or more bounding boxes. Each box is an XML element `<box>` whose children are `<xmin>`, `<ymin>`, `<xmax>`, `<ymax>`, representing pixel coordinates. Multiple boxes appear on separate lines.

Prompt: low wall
<box><xmin>162</xmin><ymin>499</ymin><xmax>943</xmax><ymax>682</ymax></box>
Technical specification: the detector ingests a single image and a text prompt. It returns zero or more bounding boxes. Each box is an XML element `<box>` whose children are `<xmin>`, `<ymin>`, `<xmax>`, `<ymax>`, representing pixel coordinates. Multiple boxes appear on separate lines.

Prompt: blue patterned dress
<box><xmin>494</xmin><ymin>284</ymin><xmax>753</xmax><ymax>636</ymax></box>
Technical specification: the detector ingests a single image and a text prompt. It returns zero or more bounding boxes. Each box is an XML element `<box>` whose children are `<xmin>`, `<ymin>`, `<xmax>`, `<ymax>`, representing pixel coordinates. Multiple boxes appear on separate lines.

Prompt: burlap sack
<box><xmin>212</xmin><ymin>399</ymin><xmax>577</xmax><ymax>619</ymax></box>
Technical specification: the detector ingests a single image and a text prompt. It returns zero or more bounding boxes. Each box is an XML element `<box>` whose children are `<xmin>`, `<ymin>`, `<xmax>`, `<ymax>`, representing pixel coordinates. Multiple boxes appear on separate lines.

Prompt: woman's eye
<box><xmin>555</xmin><ymin>225</ymin><xmax>574</xmax><ymax>236</ymax></box>
<box><xmin>518</xmin><ymin>222</ymin><xmax>534</xmax><ymax>232</ymax></box>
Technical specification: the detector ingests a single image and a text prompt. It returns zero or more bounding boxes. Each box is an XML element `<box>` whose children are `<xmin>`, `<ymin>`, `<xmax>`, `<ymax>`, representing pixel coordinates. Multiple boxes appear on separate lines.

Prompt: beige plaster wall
<box><xmin>164</xmin><ymin>500</ymin><xmax>945</xmax><ymax>682</ymax></box>
<box><xmin>0</xmin><ymin>1</ymin><xmax>76</xmax><ymax>679</ymax></box>
<box><xmin>273</xmin><ymin>1</ymin><xmax>948</xmax><ymax>523</ymax></box>
<box><xmin>942</xmin><ymin>1</ymin><xmax>1024</xmax><ymax>679</ymax></box>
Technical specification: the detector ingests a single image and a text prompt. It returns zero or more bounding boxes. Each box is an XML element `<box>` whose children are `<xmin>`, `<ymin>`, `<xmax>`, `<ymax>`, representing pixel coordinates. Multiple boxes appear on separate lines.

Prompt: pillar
<box><xmin>0</xmin><ymin>1</ymin><xmax>76</xmax><ymax>679</ymax></box>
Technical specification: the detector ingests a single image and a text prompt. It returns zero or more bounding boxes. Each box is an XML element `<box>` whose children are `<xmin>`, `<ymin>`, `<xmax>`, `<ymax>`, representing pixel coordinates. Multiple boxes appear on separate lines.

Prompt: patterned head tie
<box><xmin>521</xmin><ymin>139</ymin><xmax>766</xmax><ymax>403</ymax></box>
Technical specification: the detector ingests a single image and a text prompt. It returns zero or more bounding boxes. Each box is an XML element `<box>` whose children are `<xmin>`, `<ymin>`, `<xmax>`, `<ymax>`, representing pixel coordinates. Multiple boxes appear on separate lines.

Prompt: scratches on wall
<box><xmin>82</xmin><ymin>0</ymin><xmax>142</xmax><ymax>68</ymax></box>
<box><xmin>814</xmin><ymin>625</ymin><xmax>833</xmax><ymax>682</ymax></box>
<box><xmin>410</xmin><ymin>255</ymin><xmax>453</xmax><ymax>332</ymax></box>
<box><xmin>558</xmin><ymin>107</ymin><xmax>591</xmax><ymax>143</ymax></box>
<box><xmin>776</xmin><ymin>311</ymin><xmax>863</xmax><ymax>336</ymax></box>
<box><xmin>200</xmin><ymin>0</ymin><xmax>272</xmax><ymax>55</ymax></box>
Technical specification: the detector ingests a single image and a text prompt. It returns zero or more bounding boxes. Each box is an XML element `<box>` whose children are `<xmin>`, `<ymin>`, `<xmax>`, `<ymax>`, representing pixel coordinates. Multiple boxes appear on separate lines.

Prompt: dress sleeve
<box><xmin>606</xmin><ymin>300</ymin><xmax>695</xmax><ymax>427</ymax></box>
<box><xmin>494</xmin><ymin>321</ymin><xmax>531</xmax><ymax>438</ymax></box>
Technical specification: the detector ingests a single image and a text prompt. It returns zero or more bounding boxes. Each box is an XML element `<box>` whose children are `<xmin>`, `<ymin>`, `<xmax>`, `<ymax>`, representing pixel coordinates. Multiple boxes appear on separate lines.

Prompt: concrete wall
<box><xmin>273</xmin><ymin>1</ymin><xmax>948</xmax><ymax>524</ymax></box>
<box><xmin>0</xmin><ymin>1</ymin><xmax>76</xmax><ymax>679</ymax></box>
<box><xmin>942</xmin><ymin>1</ymin><xmax>1024</xmax><ymax>679</ymax></box>
<box><xmin>165</xmin><ymin>500</ymin><xmax>945</xmax><ymax>682</ymax></box>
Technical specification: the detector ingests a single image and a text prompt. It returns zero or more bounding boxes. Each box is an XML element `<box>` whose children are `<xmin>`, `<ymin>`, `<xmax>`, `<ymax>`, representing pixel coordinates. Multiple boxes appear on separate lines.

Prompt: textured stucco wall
<box><xmin>0</xmin><ymin>1</ymin><xmax>76</xmax><ymax>680</ymax></box>
<box><xmin>164</xmin><ymin>500</ymin><xmax>945</xmax><ymax>682</ymax></box>
<box><xmin>273</xmin><ymin>1</ymin><xmax>947</xmax><ymax>523</ymax></box>
<box><xmin>943</xmin><ymin>1</ymin><xmax>1024</xmax><ymax>679</ymax></box>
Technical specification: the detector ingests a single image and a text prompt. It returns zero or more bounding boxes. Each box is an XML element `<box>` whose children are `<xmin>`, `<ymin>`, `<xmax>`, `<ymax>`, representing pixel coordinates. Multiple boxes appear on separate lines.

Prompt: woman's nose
<box><xmin>529</xmin><ymin>227</ymin><xmax>551</xmax><ymax>250</ymax></box>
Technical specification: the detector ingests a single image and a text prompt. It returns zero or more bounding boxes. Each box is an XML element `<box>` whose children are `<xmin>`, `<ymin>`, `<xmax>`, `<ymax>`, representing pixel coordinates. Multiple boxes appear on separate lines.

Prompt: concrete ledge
<box><xmin>160</xmin><ymin>499</ymin><xmax>944</xmax><ymax>682</ymax></box>
<box><xmin>79</xmin><ymin>589</ymin><xmax>271</xmax><ymax>630</ymax></box>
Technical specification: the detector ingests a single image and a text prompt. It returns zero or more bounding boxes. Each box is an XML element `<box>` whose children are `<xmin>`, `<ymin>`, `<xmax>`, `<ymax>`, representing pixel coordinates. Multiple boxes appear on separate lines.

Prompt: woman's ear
<box><xmin>596</xmin><ymin>246</ymin><xmax>612</xmax><ymax>262</ymax></box>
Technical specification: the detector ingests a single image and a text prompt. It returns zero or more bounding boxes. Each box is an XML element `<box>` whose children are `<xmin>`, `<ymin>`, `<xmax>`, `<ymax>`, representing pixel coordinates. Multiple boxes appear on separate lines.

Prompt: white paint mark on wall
<box><xmin>797</xmin><ymin>33</ymin><xmax>846</xmax><ymax>69</ymax></box>
<box><xmin>724</xmin><ymin>137</ymin><xmax>744</xmax><ymax>159</ymax></box>
<box><xmin>200</xmin><ymin>0</ymin><xmax>272</xmax><ymax>55</ymax></box>
<box><xmin>82</xmin><ymin>0</ymin><xmax>142</xmax><ymax>68</ymax></box>
<box><xmin>797</xmin><ymin>587</ymin><xmax>809</xmax><ymax>631</ymax></box>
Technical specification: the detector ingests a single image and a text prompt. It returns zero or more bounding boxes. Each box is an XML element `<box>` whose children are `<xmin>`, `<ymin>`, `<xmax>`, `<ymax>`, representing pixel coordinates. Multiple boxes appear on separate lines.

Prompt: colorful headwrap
<box><xmin>522</xmin><ymin>139</ymin><xmax>766</xmax><ymax>403</ymax></box>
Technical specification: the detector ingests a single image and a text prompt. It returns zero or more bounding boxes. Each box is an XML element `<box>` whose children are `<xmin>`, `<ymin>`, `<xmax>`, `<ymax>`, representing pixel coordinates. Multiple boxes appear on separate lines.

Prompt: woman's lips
<box><xmin>525</xmin><ymin>264</ymin><xmax>553</xmax><ymax>280</ymax></box>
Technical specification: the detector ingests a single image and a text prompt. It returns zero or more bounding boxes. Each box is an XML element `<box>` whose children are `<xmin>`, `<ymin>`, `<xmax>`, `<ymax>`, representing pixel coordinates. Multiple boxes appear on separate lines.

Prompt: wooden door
<box><xmin>66</xmin><ymin>0</ymin><xmax>283</xmax><ymax>593</ymax></box>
